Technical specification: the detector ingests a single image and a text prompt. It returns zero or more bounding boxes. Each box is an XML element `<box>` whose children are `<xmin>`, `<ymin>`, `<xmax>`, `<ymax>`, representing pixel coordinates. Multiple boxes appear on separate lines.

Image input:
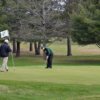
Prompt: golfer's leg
<box><xmin>50</xmin><ymin>56</ymin><xmax>53</xmax><ymax>68</ymax></box>
<box><xmin>48</xmin><ymin>57</ymin><xmax>52</xmax><ymax>68</ymax></box>
<box><xmin>1</xmin><ymin>58</ymin><xmax>6</xmax><ymax>71</ymax></box>
<box><xmin>47</xmin><ymin>59</ymin><xmax>49</xmax><ymax>68</ymax></box>
<box><xmin>49</xmin><ymin>57</ymin><xmax>52</xmax><ymax>68</ymax></box>
<box><xmin>5</xmin><ymin>57</ymin><xmax>8</xmax><ymax>71</ymax></box>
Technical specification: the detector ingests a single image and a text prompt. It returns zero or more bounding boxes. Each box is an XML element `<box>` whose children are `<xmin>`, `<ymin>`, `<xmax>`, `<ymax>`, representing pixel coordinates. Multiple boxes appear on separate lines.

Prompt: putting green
<box><xmin>0</xmin><ymin>66</ymin><xmax>100</xmax><ymax>85</ymax></box>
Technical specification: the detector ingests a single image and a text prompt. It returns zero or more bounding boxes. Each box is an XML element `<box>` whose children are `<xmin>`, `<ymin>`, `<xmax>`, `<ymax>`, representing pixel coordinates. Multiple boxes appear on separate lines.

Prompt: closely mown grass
<box><xmin>0</xmin><ymin>43</ymin><xmax>100</xmax><ymax>100</ymax></box>
<box><xmin>1</xmin><ymin>55</ymin><xmax>99</xmax><ymax>67</ymax></box>
<box><xmin>0</xmin><ymin>66</ymin><xmax>100</xmax><ymax>84</ymax></box>
<box><xmin>0</xmin><ymin>80</ymin><xmax>100</xmax><ymax>100</ymax></box>
<box><xmin>0</xmin><ymin>66</ymin><xmax>100</xmax><ymax>100</ymax></box>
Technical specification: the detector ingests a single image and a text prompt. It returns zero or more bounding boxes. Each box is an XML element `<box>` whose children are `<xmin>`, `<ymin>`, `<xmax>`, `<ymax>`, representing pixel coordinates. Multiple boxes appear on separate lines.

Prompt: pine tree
<box><xmin>71</xmin><ymin>0</ymin><xmax>100</xmax><ymax>46</ymax></box>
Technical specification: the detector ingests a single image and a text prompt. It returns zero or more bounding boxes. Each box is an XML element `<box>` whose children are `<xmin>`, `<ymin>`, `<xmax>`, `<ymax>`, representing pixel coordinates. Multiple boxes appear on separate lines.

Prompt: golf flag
<box><xmin>0</xmin><ymin>30</ymin><xmax>9</xmax><ymax>38</ymax></box>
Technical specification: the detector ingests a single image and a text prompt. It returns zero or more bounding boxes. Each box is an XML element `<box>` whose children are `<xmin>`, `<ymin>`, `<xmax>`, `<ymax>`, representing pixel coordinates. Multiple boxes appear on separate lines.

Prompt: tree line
<box><xmin>0</xmin><ymin>0</ymin><xmax>100</xmax><ymax>56</ymax></box>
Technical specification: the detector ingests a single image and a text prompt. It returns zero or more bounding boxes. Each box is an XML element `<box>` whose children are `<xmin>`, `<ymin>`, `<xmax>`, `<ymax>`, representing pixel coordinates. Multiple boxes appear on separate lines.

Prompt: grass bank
<box><xmin>1</xmin><ymin>55</ymin><xmax>100</xmax><ymax>67</ymax></box>
<box><xmin>0</xmin><ymin>66</ymin><xmax>100</xmax><ymax>100</ymax></box>
<box><xmin>0</xmin><ymin>80</ymin><xmax>100</xmax><ymax>100</ymax></box>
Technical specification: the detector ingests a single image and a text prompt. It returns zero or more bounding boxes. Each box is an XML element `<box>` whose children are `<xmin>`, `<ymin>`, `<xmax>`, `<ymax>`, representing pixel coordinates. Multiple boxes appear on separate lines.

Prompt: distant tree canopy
<box><xmin>71</xmin><ymin>0</ymin><xmax>100</xmax><ymax>46</ymax></box>
<box><xmin>0</xmin><ymin>0</ymin><xmax>9</xmax><ymax>32</ymax></box>
<box><xmin>0</xmin><ymin>0</ymin><xmax>6</xmax><ymax>6</ymax></box>
<box><xmin>0</xmin><ymin>0</ymin><xmax>63</xmax><ymax>42</ymax></box>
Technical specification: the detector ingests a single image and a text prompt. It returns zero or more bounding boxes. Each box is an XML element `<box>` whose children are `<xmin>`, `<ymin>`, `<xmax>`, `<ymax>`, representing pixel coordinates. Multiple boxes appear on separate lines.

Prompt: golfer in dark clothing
<box><xmin>42</xmin><ymin>47</ymin><xmax>53</xmax><ymax>68</ymax></box>
<box><xmin>0</xmin><ymin>39</ymin><xmax>11</xmax><ymax>72</ymax></box>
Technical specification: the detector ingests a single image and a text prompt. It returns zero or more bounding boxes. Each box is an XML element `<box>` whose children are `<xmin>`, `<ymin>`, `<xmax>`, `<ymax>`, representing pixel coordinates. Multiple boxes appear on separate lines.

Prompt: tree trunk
<box><xmin>12</xmin><ymin>38</ymin><xmax>16</xmax><ymax>53</ymax></box>
<box><xmin>16</xmin><ymin>41</ymin><xmax>20</xmax><ymax>57</ymax></box>
<box><xmin>34</xmin><ymin>41</ymin><xmax>41</xmax><ymax>55</ymax></box>
<box><xmin>29</xmin><ymin>42</ymin><xmax>33</xmax><ymax>51</ymax></box>
<box><xmin>67</xmin><ymin>35</ymin><xmax>72</xmax><ymax>56</ymax></box>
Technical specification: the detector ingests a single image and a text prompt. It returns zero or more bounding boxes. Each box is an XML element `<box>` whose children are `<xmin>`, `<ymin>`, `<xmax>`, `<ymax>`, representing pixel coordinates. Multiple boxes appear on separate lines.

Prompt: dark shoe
<box><xmin>0</xmin><ymin>70</ymin><xmax>5</xmax><ymax>72</ymax></box>
<box><xmin>45</xmin><ymin>67</ymin><xmax>52</xmax><ymax>69</ymax></box>
<box><xmin>48</xmin><ymin>67</ymin><xmax>52</xmax><ymax>69</ymax></box>
<box><xmin>0</xmin><ymin>70</ymin><xmax>4</xmax><ymax>72</ymax></box>
<box><xmin>45</xmin><ymin>67</ymin><xmax>48</xmax><ymax>69</ymax></box>
<box><xmin>6</xmin><ymin>69</ymin><xmax>8</xmax><ymax>71</ymax></box>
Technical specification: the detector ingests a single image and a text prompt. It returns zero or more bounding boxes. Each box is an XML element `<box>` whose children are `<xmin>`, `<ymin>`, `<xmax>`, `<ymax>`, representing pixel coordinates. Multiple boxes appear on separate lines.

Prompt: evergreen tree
<box><xmin>71</xmin><ymin>0</ymin><xmax>100</xmax><ymax>46</ymax></box>
<box><xmin>0</xmin><ymin>0</ymin><xmax>9</xmax><ymax>32</ymax></box>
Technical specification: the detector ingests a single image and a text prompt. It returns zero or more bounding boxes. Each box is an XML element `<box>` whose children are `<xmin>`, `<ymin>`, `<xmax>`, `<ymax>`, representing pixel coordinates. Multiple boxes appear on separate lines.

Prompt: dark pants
<box><xmin>47</xmin><ymin>55</ymin><xmax>53</xmax><ymax>68</ymax></box>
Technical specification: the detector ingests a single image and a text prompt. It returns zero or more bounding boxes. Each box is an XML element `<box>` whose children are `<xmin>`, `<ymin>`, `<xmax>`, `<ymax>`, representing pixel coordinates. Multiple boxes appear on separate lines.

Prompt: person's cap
<box><xmin>41</xmin><ymin>46</ymin><xmax>45</xmax><ymax>50</ymax></box>
<box><xmin>4</xmin><ymin>39</ymin><xmax>9</xmax><ymax>43</ymax></box>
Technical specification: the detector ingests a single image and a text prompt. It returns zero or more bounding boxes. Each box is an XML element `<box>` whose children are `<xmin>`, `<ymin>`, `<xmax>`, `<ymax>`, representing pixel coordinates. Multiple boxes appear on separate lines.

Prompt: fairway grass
<box><xmin>0</xmin><ymin>66</ymin><xmax>100</xmax><ymax>84</ymax></box>
<box><xmin>0</xmin><ymin>66</ymin><xmax>100</xmax><ymax>100</ymax></box>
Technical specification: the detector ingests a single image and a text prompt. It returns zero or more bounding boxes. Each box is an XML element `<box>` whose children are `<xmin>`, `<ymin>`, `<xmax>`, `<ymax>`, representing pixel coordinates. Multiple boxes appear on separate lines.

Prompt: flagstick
<box><xmin>11</xmin><ymin>52</ymin><xmax>15</xmax><ymax>71</ymax></box>
<box><xmin>9</xmin><ymin>41</ymin><xmax>15</xmax><ymax>71</ymax></box>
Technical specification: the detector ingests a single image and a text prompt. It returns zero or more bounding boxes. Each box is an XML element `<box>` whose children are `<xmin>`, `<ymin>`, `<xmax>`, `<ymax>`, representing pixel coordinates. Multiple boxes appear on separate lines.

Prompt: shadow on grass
<box><xmin>2</xmin><ymin>55</ymin><xmax>100</xmax><ymax>67</ymax></box>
